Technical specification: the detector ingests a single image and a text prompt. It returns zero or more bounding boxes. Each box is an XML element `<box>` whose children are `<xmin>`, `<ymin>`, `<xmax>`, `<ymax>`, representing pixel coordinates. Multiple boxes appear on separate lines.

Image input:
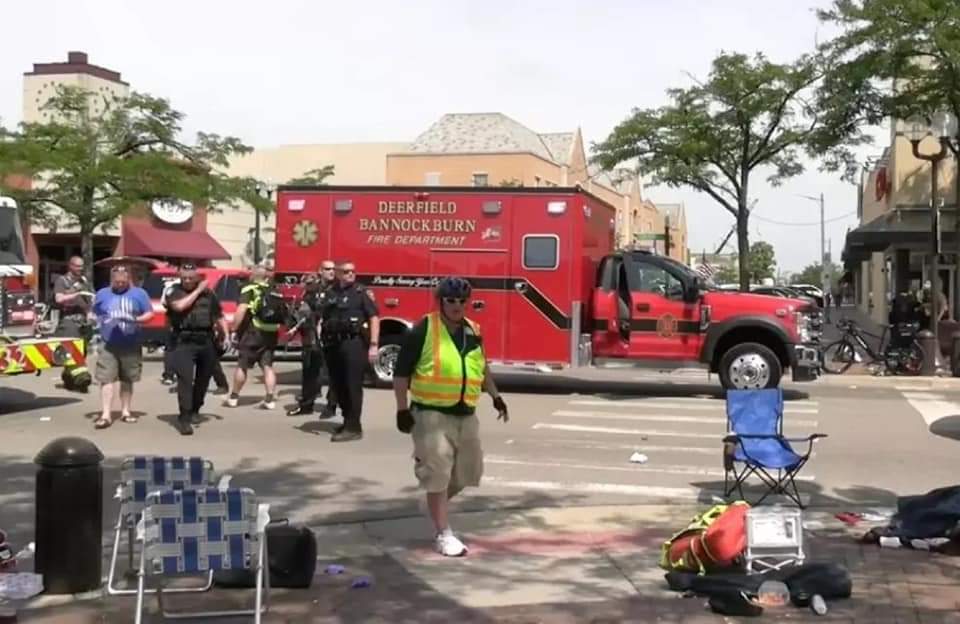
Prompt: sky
<box><xmin>1</xmin><ymin>0</ymin><xmax>884</xmax><ymax>273</ymax></box>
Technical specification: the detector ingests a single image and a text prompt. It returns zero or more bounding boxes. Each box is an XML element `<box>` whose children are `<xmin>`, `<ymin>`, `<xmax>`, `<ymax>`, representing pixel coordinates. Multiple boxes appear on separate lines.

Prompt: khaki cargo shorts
<box><xmin>95</xmin><ymin>345</ymin><xmax>143</xmax><ymax>384</ymax></box>
<box><xmin>411</xmin><ymin>408</ymin><xmax>483</xmax><ymax>495</ymax></box>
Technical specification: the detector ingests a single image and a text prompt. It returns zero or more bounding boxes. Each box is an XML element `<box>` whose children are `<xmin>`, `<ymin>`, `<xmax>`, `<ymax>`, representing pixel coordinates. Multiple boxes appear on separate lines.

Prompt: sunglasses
<box><xmin>320</xmin><ymin>267</ymin><xmax>335</xmax><ymax>271</ymax></box>
<box><xmin>341</xmin><ymin>269</ymin><xmax>356</xmax><ymax>275</ymax></box>
<box><xmin>443</xmin><ymin>297</ymin><xmax>467</xmax><ymax>305</ymax></box>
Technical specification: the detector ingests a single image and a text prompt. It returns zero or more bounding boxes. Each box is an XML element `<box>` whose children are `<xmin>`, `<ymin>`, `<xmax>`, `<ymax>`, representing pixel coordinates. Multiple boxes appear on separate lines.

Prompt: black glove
<box><xmin>396</xmin><ymin>408</ymin><xmax>414</xmax><ymax>434</ymax></box>
<box><xmin>492</xmin><ymin>396</ymin><xmax>509</xmax><ymax>422</ymax></box>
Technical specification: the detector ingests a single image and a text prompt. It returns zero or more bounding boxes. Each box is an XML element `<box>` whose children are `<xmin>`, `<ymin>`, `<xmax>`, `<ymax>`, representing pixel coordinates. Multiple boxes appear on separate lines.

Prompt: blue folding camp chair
<box><xmin>723</xmin><ymin>388</ymin><xmax>827</xmax><ymax>509</ymax></box>
<box><xmin>134</xmin><ymin>487</ymin><xmax>270</xmax><ymax>624</ymax></box>
<box><xmin>108</xmin><ymin>456</ymin><xmax>229</xmax><ymax>595</ymax></box>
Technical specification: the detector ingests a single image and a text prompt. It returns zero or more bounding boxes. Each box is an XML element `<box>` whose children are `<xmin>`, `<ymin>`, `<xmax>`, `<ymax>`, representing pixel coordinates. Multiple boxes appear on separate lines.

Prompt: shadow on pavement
<box><xmin>930</xmin><ymin>414</ymin><xmax>960</xmax><ymax>441</ymax></box>
<box><xmin>0</xmin><ymin>388</ymin><xmax>81</xmax><ymax>415</ymax></box>
<box><xmin>689</xmin><ymin>479</ymin><xmax>902</xmax><ymax>508</ymax></box>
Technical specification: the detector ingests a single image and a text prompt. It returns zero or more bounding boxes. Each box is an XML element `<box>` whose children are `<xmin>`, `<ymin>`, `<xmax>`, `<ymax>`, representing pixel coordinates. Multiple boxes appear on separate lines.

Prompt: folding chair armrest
<box><xmin>724</xmin><ymin>433</ymin><xmax>781</xmax><ymax>441</ymax></box>
<box><xmin>783</xmin><ymin>433</ymin><xmax>827</xmax><ymax>441</ymax></box>
<box><xmin>217</xmin><ymin>474</ymin><xmax>233</xmax><ymax>491</ymax></box>
<box><xmin>256</xmin><ymin>503</ymin><xmax>272</xmax><ymax>534</ymax></box>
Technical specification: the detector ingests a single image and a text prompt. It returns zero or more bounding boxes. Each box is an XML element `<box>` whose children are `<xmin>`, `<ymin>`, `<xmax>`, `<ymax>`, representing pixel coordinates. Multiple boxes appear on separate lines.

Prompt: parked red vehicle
<box><xmin>273</xmin><ymin>186</ymin><xmax>821</xmax><ymax>390</ymax></box>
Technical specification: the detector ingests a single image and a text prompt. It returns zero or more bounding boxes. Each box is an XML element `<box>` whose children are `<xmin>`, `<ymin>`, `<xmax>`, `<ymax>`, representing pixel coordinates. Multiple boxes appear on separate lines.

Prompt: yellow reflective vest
<box><xmin>409</xmin><ymin>312</ymin><xmax>485</xmax><ymax>408</ymax></box>
<box><xmin>241</xmin><ymin>282</ymin><xmax>280</xmax><ymax>332</ymax></box>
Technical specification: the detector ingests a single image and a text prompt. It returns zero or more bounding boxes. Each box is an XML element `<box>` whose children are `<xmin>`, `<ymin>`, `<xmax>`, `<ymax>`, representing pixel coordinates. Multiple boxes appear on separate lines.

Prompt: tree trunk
<box><xmin>737</xmin><ymin>212</ymin><xmax>750</xmax><ymax>292</ymax></box>
<box><xmin>81</xmin><ymin>228</ymin><xmax>95</xmax><ymax>286</ymax></box>
<box><xmin>954</xmin><ymin>146</ymin><xmax>960</xmax><ymax>321</ymax></box>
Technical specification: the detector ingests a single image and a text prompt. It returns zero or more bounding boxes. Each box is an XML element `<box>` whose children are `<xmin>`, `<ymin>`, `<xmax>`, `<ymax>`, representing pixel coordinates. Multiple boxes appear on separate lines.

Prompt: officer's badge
<box><xmin>292</xmin><ymin>220</ymin><xmax>318</xmax><ymax>247</ymax></box>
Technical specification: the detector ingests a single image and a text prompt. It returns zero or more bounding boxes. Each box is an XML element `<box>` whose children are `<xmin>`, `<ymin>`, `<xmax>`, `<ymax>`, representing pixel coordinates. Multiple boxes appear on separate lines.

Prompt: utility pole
<box><xmin>820</xmin><ymin>192</ymin><xmax>827</xmax><ymax>306</ymax></box>
<box><xmin>664</xmin><ymin>215</ymin><xmax>672</xmax><ymax>258</ymax></box>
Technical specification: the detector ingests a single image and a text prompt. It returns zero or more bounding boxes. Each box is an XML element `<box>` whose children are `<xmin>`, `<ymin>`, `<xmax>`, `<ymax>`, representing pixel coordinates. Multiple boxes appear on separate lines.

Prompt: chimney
<box><xmin>67</xmin><ymin>51</ymin><xmax>88</xmax><ymax>64</ymax></box>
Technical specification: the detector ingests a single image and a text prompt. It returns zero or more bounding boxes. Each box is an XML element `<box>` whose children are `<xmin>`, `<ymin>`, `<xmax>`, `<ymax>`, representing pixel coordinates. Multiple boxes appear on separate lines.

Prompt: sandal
<box><xmin>94</xmin><ymin>417</ymin><xmax>112</xmax><ymax>429</ymax></box>
<box><xmin>121</xmin><ymin>413</ymin><xmax>139</xmax><ymax>423</ymax></box>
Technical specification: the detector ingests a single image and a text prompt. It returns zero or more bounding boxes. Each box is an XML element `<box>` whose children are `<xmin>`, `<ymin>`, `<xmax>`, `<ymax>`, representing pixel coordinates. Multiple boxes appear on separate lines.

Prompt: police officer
<box><xmin>164</xmin><ymin>263</ymin><xmax>230</xmax><ymax>435</ymax></box>
<box><xmin>320</xmin><ymin>260</ymin><xmax>379</xmax><ymax>442</ymax></box>
<box><xmin>52</xmin><ymin>255</ymin><xmax>93</xmax><ymax>391</ymax></box>
<box><xmin>287</xmin><ymin>260</ymin><xmax>340</xmax><ymax>417</ymax></box>
<box><xmin>161</xmin><ymin>271</ymin><xmax>230</xmax><ymax>394</ymax></box>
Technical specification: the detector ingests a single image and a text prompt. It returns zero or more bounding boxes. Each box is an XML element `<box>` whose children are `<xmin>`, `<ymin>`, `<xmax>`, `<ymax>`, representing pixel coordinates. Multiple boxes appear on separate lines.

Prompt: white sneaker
<box><xmin>434</xmin><ymin>532</ymin><xmax>468</xmax><ymax>557</ymax></box>
<box><xmin>224</xmin><ymin>395</ymin><xmax>239</xmax><ymax>408</ymax></box>
<box><xmin>260</xmin><ymin>398</ymin><xmax>276</xmax><ymax>410</ymax></box>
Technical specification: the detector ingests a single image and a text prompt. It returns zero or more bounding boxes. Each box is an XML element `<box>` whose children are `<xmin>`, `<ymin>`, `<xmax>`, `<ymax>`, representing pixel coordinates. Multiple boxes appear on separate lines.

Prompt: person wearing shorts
<box><xmin>392</xmin><ymin>277</ymin><xmax>509</xmax><ymax>557</ymax></box>
<box><xmin>91</xmin><ymin>265</ymin><xmax>153</xmax><ymax>429</ymax></box>
<box><xmin>226</xmin><ymin>264</ymin><xmax>280</xmax><ymax>409</ymax></box>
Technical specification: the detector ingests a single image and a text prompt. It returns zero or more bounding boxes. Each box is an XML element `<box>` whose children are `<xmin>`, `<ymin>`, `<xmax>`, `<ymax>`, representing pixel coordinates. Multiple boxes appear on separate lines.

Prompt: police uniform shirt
<box><xmin>53</xmin><ymin>273</ymin><xmax>91</xmax><ymax>317</ymax></box>
<box><xmin>322</xmin><ymin>283</ymin><xmax>379</xmax><ymax>334</ymax></box>
<box><xmin>165</xmin><ymin>284</ymin><xmax>222</xmax><ymax>333</ymax></box>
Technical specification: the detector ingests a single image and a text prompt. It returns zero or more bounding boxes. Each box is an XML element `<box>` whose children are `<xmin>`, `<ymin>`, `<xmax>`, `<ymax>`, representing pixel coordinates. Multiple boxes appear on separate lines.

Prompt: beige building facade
<box><xmin>384</xmin><ymin>113</ymin><xmax>686</xmax><ymax>258</ymax></box>
<box><xmin>844</xmin><ymin>120</ymin><xmax>960</xmax><ymax>325</ymax></box>
<box><xmin>217</xmin><ymin>142</ymin><xmax>407</xmax><ymax>267</ymax></box>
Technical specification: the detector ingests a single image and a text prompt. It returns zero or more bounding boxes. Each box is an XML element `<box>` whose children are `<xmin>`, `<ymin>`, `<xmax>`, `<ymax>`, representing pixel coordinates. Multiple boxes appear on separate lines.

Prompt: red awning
<box><xmin>124</xmin><ymin>223</ymin><xmax>232</xmax><ymax>260</ymax></box>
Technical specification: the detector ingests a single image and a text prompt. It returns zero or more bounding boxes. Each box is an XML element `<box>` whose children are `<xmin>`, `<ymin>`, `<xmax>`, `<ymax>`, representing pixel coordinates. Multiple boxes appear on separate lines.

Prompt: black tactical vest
<box><xmin>170</xmin><ymin>287</ymin><xmax>216</xmax><ymax>332</ymax></box>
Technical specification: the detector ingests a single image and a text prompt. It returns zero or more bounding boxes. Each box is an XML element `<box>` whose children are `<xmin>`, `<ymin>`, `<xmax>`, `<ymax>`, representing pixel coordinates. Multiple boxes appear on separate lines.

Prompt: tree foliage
<box><xmin>746</xmin><ymin>241</ymin><xmax>777</xmax><ymax>282</ymax></box>
<box><xmin>714</xmin><ymin>262</ymin><xmax>739</xmax><ymax>284</ymax></box>
<box><xmin>791</xmin><ymin>261</ymin><xmax>841</xmax><ymax>286</ymax></box>
<box><xmin>593</xmin><ymin>52</ymin><xmax>844</xmax><ymax>291</ymax></box>
<box><xmin>0</xmin><ymin>86</ymin><xmax>271</xmax><ymax>282</ymax></box>
<box><xmin>286</xmin><ymin>165</ymin><xmax>335</xmax><ymax>185</ymax></box>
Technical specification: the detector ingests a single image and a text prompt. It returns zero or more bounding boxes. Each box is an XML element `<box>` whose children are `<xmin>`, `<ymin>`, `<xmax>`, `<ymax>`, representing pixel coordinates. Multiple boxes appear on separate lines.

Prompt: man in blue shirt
<box><xmin>92</xmin><ymin>265</ymin><xmax>154</xmax><ymax>429</ymax></box>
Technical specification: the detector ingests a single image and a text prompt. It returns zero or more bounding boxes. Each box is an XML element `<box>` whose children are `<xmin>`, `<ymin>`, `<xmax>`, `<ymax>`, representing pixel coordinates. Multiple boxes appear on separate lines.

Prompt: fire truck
<box><xmin>0</xmin><ymin>197</ymin><xmax>86</xmax><ymax>376</ymax></box>
<box><xmin>272</xmin><ymin>186</ymin><xmax>821</xmax><ymax>390</ymax></box>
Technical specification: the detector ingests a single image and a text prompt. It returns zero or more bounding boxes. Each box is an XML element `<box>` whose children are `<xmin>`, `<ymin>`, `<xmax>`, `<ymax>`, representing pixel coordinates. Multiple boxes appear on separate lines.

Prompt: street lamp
<box><xmin>906</xmin><ymin>113</ymin><xmax>952</xmax><ymax>344</ymax></box>
<box><xmin>253</xmin><ymin>181</ymin><xmax>275</xmax><ymax>265</ymax></box>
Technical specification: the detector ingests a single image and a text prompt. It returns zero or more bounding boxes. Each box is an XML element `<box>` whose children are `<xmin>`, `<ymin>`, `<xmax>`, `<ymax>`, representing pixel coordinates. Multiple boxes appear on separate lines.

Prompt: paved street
<box><xmin>3</xmin><ymin>359</ymin><xmax>960</xmax><ymax>621</ymax></box>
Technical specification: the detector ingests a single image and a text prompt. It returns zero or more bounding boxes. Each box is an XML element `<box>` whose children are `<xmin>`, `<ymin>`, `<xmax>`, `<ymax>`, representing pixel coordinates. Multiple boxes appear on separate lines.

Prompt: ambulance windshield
<box><xmin>0</xmin><ymin>202</ymin><xmax>27</xmax><ymax>266</ymax></box>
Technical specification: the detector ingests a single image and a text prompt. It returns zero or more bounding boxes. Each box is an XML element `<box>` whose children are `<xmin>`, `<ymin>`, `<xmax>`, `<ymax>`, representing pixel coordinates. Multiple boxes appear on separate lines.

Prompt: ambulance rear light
<box><xmin>334</xmin><ymin>199</ymin><xmax>353</xmax><ymax>213</ymax></box>
<box><xmin>547</xmin><ymin>201</ymin><xmax>567</xmax><ymax>215</ymax></box>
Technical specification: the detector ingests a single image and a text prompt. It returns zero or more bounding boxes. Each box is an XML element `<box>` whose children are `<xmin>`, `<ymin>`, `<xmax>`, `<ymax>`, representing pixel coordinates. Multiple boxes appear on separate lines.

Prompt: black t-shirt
<box><xmin>53</xmin><ymin>274</ymin><xmax>91</xmax><ymax>316</ymax></box>
<box><xmin>166</xmin><ymin>285</ymin><xmax>222</xmax><ymax>332</ymax></box>
<box><xmin>396</xmin><ymin>316</ymin><xmax>482</xmax><ymax>416</ymax></box>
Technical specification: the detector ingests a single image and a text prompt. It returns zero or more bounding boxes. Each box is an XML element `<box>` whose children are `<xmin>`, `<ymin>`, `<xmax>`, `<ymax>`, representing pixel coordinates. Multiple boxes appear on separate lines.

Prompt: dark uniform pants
<box><xmin>162</xmin><ymin>330</ymin><xmax>176</xmax><ymax>380</ymax></box>
<box><xmin>323</xmin><ymin>336</ymin><xmax>366</xmax><ymax>432</ymax></box>
<box><xmin>172</xmin><ymin>336</ymin><xmax>217</xmax><ymax>418</ymax></box>
<box><xmin>300</xmin><ymin>345</ymin><xmax>338</xmax><ymax>411</ymax></box>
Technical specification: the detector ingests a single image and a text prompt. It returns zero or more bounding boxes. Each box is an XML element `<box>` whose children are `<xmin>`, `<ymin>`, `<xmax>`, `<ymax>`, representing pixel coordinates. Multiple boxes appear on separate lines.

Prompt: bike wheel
<box><xmin>897</xmin><ymin>342</ymin><xmax>925</xmax><ymax>376</ymax></box>
<box><xmin>822</xmin><ymin>340</ymin><xmax>857</xmax><ymax>374</ymax></box>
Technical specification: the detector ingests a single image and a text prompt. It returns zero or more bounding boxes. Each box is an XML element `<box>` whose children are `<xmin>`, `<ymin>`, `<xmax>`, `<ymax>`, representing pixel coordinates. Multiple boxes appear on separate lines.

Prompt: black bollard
<box><xmin>34</xmin><ymin>437</ymin><xmax>104</xmax><ymax>594</ymax></box>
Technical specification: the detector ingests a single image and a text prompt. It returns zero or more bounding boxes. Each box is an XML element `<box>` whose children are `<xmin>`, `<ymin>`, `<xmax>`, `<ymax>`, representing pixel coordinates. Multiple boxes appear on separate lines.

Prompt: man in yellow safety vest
<box><xmin>393</xmin><ymin>276</ymin><xmax>509</xmax><ymax>557</ymax></box>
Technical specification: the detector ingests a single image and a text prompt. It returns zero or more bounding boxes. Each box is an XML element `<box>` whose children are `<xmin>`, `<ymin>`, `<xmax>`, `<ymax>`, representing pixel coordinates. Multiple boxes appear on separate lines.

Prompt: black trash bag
<box><xmin>213</xmin><ymin>521</ymin><xmax>317</xmax><ymax>589</ymax></box>
<box><xmin>666</xmin><ymin>561</ymin><xmax>852</xmax><ymax>612</ymax></box>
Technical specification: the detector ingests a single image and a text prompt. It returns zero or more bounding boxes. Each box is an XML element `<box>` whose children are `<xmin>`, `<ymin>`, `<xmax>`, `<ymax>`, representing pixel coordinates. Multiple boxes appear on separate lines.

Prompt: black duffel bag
<box><xmin>213</xmin><ymin>520</ymin><xmax>317</xmax><ymax>589</ymax></box>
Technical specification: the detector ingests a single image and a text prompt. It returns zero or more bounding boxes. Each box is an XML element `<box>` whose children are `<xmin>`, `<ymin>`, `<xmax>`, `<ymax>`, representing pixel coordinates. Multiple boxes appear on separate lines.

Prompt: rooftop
<box><xmin>25</xmin><ymin>51</ymin><xmax>127</xmax><ymax>85</ymax></box>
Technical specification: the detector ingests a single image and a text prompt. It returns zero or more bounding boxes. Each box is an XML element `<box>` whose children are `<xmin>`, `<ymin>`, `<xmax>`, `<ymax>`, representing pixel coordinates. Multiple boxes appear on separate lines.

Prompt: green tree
<box><xmin>0</xmin><ymin>86</ymin><xmax>271</xmax><ymax>283</ymax></box>
<box><xmin>816</xmin><ymin>0</ymin><xmax>960</xmax><ymax>272</ymax></box>
<box><xmin>746</xmin><ymin>241</ymin><xmax>777</xmax><ymax>282</ymax></box>
<box><xmin>791</xmin><ymin>261</ymin><xmax>841</xmax><ymax>287</ymax></box>
<box><xmin>593</xmin><ymin>52</ymin><xmax>847</xmax><ymax>291</ymax></box>
<box><xmin>287</xmin><ymin>165</ymin><xmax>335</xmax><ymax>185</ymax></box>
<box><xmin>714</xmin><ymin>262</ymin><xmax>739</xmax><ymax>284</ymax></box>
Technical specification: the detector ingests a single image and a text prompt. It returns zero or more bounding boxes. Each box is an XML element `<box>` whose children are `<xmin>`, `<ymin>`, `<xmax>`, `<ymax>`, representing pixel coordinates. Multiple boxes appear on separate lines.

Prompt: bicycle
<box><xmin>821</xmin><ymin>318</ymin><xmax>924</xmax><ymax>376</ymax></box>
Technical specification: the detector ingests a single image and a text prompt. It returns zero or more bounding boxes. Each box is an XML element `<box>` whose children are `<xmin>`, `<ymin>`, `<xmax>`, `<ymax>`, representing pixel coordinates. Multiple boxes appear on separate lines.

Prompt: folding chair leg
<box><xmin>255</xmin><ymin>536</ymin><xmax>265</xmax><ymax>624</ymax></box>
<box><xmin>134</xmin><ymin>546</ymin><xmax>147</xmax><ymax>624</ymax></box>
<box><xmin>107</xmin><ymin>523</ymin><xmax>124</xmax><ymax>595</ymax></box>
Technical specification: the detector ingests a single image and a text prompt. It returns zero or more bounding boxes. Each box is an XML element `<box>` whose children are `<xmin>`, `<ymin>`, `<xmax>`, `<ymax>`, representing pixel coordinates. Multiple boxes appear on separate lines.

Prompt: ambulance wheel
<box><xmin>718</xmin><ymin>343</ymin><xmax>781</xmax><ymax>390</ymax></box>
<box><xmin>369</xmin><ymin>335</ymin><xmax>404</xmax><ymax>387</ymax></box>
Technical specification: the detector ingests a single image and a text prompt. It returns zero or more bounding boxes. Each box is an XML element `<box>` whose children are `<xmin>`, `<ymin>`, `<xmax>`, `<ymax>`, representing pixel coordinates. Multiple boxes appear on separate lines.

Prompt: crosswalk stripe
<box><xmin>900</xmin><ymin>391</ymin><xmax>957</xmax><ymax>426</ymax></box>
<box><xmin>505</xmin><ymin>437</ymin><xmax>719</xmax><ymax>455</ymax></box>
<box><xmin>552</xmin><ymin>409</ymin><xmax>819</xmax><ymax>428</ymax></box>
<box><xmin>485</xmin><ymin>456</ymin><xmax>816</xmax><ymax>481</ymax></box>
<box><xmin>567</xmin><ymin>400</ymin><xmax>819</xmax><ymax>414</ymax></box>
<box><xmin>532</xmin><ymin>422</ymin><xmax>718</xmax><ymax>439</ymax></box>
<box><xmin>483</xmin><ymin>477</ymin><xmax>701</xmax><ymax>499</ymax></box>
<box><xmin>571</xmin><ymin>396</ymin><xmax>819</xmax><ymax>408</ymax></box>
<box><xmin>487</xmin><ymin>455</ymin><xmax>728</xmax><ymax>477</ymax></box>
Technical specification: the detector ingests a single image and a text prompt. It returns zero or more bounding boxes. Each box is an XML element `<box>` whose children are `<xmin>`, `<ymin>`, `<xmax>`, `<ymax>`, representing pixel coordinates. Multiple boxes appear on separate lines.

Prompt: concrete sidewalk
<box><xmin>11</xmin><ymin>504</ymin><xmax>960</xmax><ymax>623</ymax></box>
